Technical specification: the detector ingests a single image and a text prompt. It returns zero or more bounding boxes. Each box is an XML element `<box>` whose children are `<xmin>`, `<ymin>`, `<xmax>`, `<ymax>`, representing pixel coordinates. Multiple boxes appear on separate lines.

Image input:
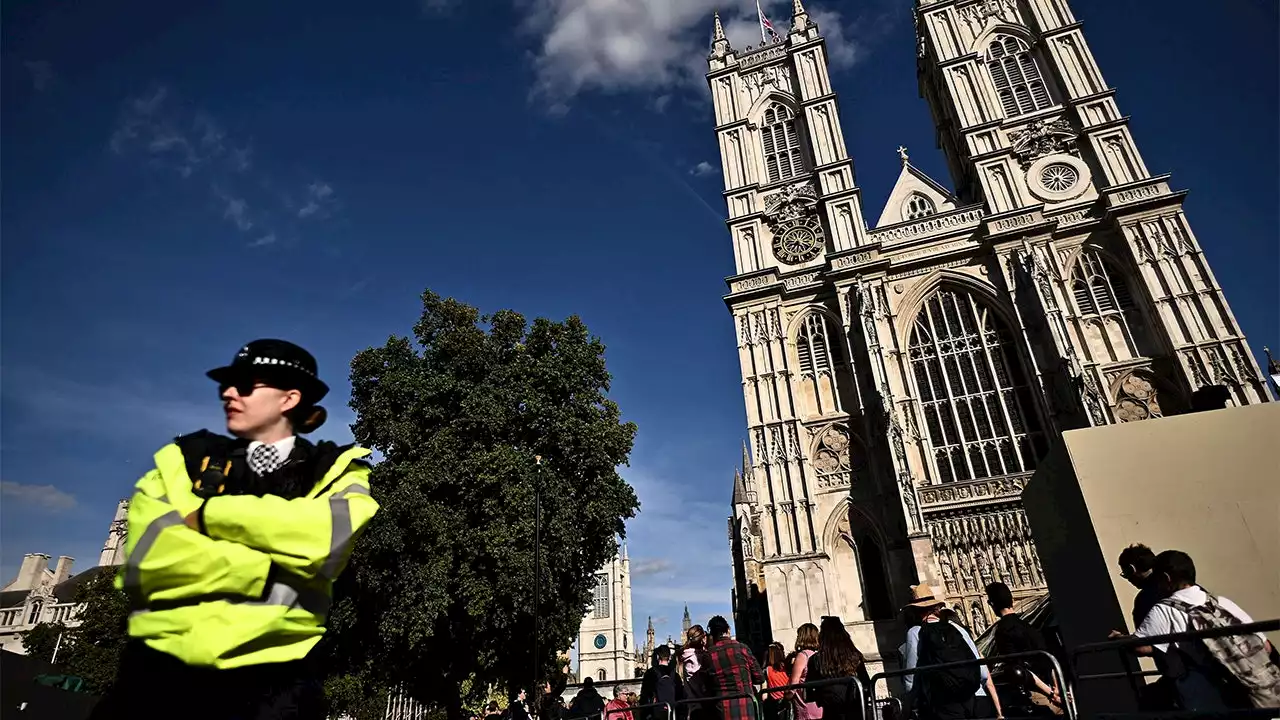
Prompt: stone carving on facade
<box><xmin>1081</xmin><ymin>369</ymin><xmax>1109</xmax><ymax>426</ymax></box>
<box><xmin>1008</xmin><ymin>118</ymin><xmax>1077</xmax><ymax>169</ymax></box>
<box><xmin>786</xmin><ymin>424</ymin><xmax>803</xmax><ymax>462</ymax></box>
<box><xmin>926</xmin><ymin>505</ymin><xmax>1044</xmax><ymax>595</ymax></box>
<box><xmin>1229</xmin><ymin>346</ymin><xmax>1253</xmax><ymax>383</ymax></box>
<box><xmin>769</xmin><ymin>308</ymin><xmax>784</xmax><ymax>341</ymax></box>
<box><xmin>1114</xmin><ymin>371</ymin><xmax>1169</xmax><ymax>423</ymax></box>
<box><xmin>1209</xmin><ymin>346</ymin><xmax>1235</xmax><ymax>385</ymax></box>
<box><xmin>1183</xmin><ymin>350</ymin><xmax>1210</xmax><ymax>388</ymax></box>
<box><xmin>763</xmin><ymin>183</ymin><xmax>825</xmax><ymax>262</ymax></box>
<box><xmin>971</xmin><ymin>602</ymin><xmax>989</xmax><ymax>633</ymax></box>
<box><xmin>959</xmin><ymin>0</ymin><xmax>1018</xmax><ymax>29</ymax></box>
<box><xmin>769</xmin><ymin>427</ymin><xmax>785</xmax><ymax>464</ymax></box>
<box><xmin>901</xmin><ymin>472</ymin><xmax>922</xmax><ymax>535</ymax></box>
<box><xmin>812</xmin><ymin>424</ymin><xmax>852</xmax><ymax>476</ymax></box>
<box><xmin>742</xmin><ymin>64</ymin><xmax>791</xmax><ymax>107</ymax></box>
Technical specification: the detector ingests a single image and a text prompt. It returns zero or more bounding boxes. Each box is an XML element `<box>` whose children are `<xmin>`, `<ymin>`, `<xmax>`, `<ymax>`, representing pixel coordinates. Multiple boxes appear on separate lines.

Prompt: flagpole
<box><xmin>756</xmin><ymin>0</ymin><xmax>767</xmax><ymax>43</ymax></box>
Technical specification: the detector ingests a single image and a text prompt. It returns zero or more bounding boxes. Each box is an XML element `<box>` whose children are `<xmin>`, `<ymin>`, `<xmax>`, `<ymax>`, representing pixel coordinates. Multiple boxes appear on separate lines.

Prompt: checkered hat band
<box><xmin>249</xmin><ymin>356</ymin><xmax>317</xmax><ymax>377</ymax></box>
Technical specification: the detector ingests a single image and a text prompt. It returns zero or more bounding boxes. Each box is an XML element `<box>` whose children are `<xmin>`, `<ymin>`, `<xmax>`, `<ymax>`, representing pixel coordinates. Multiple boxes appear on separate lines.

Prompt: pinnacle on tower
<box><xmin>710</xmin><ymin>10</ymin><xmax>732</xmax><ymax>58</ymax></box>
<box><xmin>791</xmin><ymin>0</ymin><xmax>811</xmax><ymax>33</ymax></box>
<box><xmin>732</xmin><ymin>468</ymin><xmax>748</xmax><ymax>505</ymax></box>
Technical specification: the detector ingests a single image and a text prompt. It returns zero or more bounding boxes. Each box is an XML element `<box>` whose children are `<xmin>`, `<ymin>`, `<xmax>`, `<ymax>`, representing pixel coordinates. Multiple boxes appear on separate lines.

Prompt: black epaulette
<box><xmin>173</xmin><ymin>429</ymin><xmax>250</xmax><ymax>498</ymax></box>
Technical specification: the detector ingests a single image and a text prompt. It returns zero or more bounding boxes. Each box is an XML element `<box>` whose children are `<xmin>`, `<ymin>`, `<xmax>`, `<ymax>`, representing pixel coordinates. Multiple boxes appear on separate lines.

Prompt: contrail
<box><xmin>577</xmin><ymin>108</ymin><xmax>726</xmax><ymax>227</ymax></box>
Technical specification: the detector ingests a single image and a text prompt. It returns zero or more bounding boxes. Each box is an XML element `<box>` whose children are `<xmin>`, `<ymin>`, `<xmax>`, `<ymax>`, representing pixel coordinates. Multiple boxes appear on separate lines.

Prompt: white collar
<box><xmin>248</xmin><ymin>436</ymin><xmax>296</xmax><ymax>459</ymax></box>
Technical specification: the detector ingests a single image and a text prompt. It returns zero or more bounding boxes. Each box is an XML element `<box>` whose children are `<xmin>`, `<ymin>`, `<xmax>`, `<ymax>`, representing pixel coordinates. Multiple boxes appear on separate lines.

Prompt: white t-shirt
<box><xmin>1134</xmin><ymin>585</ymin><xmax>1266</xmax><ymax>712</ymax></box>
<box><xmin>1134</xmin><ymin>585</ymin><xmax>1262</xmax><ymax>657</ymax></box>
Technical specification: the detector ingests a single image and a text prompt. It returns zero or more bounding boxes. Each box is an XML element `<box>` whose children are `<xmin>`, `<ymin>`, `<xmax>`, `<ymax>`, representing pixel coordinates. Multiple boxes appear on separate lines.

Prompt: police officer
<box><xmin>93</xmin><ymin>339</ymin><xmax>379</xmax><ymax>719</ymax></box>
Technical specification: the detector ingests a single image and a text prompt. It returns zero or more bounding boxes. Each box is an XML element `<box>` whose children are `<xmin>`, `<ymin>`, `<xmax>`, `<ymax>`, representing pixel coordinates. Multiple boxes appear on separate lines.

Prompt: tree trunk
<box><xmin>444</xmin><ymin>674</ymin><xmax>466</xmax><ymax>720</ymax></box>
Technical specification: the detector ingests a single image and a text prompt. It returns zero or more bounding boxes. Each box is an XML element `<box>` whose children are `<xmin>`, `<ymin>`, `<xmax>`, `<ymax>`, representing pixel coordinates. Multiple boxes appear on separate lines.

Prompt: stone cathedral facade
<box><xmin>716</xmin><ymin>0</ymin><xmax>1270</xmax><ymax>658</ymax></box>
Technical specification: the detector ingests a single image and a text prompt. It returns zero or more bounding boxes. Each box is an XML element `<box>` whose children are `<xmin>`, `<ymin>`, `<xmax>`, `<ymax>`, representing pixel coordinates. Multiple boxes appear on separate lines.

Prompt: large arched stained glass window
<box><xmin>908</xmin><ymin>289</ymin><xmax>1047</xmax><ymax>483</ymax></box>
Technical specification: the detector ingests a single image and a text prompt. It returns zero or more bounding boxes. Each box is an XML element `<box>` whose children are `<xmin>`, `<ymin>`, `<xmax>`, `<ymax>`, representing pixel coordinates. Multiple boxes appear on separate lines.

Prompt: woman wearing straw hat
<box><xmin>900</xmin><ymin>585</ymin><xmax>1003</xmax><ymax>719</ymax></box>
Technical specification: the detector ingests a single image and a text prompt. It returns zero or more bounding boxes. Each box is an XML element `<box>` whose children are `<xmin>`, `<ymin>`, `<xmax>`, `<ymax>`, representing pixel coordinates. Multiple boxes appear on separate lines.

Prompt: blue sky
<box><xmin>2</xmin><ymin>0</ymin><xmax>1276</xmax><ymax>649</ymax></box>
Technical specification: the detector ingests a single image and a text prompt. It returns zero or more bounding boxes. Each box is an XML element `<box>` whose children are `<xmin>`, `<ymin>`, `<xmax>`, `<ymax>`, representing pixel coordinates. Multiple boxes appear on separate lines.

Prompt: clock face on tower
<box><xmin>772</xmin><ymin>225</ymin><xmax>823</xmax><ymax>265</ymax></box>
<box><xmin>593</xmin><ymin>634</ymin><xmax>608</xmax><ymax>649</ymax></box>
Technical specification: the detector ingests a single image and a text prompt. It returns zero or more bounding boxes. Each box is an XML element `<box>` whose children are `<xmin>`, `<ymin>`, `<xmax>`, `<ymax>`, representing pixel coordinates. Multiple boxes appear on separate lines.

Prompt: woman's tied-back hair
<box><xmin>794</xmin><ymin>622</ymin><xmax>819</xmax><ymax>652</ymax></box>
<box><xmin>765</xmin><ymin>642</ymin><xmax>787</xmax><ymax>671</ymax></box>
<box><xmin>817</xmin><ymin>616</ymin><xmax>865</xmax><ymax>678</ymax></box>
<box><xmin>685</xmin><ymin>624</ymin><xmax>707</xmax><ymax>649</ymax></box>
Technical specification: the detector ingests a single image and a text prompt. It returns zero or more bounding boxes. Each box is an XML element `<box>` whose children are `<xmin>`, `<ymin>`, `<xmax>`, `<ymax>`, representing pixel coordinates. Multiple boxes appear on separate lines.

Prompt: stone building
<box><xmin>715</xmin><ymin>0</ymin><xmax>1269</xmax><ymax>661</ymax></box>
<box><xmin>574</xmin><ymin>546</ymin><xmax>635</xmax><ymax>682</ymax></box>
<box><xmin>0</xmin><ymin>498</ymin><xmax>129</xmax><ymax>653</ymax></box>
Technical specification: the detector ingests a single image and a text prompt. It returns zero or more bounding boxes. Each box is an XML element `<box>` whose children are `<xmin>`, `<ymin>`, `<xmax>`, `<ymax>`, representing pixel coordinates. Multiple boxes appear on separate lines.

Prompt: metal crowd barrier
<box><xmin>867</xmin><ymin>649</ymin><xmax>1075</xmax><ymax>720</ymax></box>
<box><xmin>1069</xmin><ymin>617</ymin><xmax>1280</xmax><ymax>720</ymax></box>
<box><xmin>674</xmin><ymin>690</ymin><xmax>762</xmax><ymax>720</ymax></box>
<box><xmin>605</xmin><ymin>701</ymin><xmax>675</xmax><ymax>720</ymax></box>
<box><xmin>756</xmin><ymin>676</ymin><xmax>867</xmax><ymax>720</ymax></box>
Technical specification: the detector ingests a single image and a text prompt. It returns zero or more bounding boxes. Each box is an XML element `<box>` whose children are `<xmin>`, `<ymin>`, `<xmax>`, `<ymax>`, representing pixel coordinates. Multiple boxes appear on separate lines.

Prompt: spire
<box><xmin>682</xmin><ymin>604</ymin><xmax>692</xmax><ymax>634</ymax></box>
<box><xmin>710</xmin><ymin>10</ymin><xmax>732</xmax><ymax>58</ymax></box>
<box><xmin>647</xmin><ymin>616</ymin><xmax>654</xmax><ymax>633</ymax></box>
<box><xmin>732</xmin><ymin>468</ymin><xmax>748</xmax><ymax>505</ymax></box>
<box><xmin>791</xmin><ymin>0</ymin><xmax>812</xmax><ymax>33</ymax></box>
<box><xmin>621</xmin><ymin>540</ymin><xmax>629</xmax><ymax>561</ymax></box>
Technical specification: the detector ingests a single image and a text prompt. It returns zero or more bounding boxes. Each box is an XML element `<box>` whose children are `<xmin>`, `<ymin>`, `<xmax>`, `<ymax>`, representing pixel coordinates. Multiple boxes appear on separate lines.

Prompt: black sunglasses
<box><xmin>218</xmin><ymin>379</ymin><xmax>275</xmax><ymax>397</ymax></box>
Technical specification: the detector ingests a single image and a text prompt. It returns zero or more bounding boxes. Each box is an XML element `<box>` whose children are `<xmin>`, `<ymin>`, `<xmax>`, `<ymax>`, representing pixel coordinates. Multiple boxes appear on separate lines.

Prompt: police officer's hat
<box><xmin>206</xmin><ymin>339</ymin><xmax>330</xmax><ymax>403</ymax></box>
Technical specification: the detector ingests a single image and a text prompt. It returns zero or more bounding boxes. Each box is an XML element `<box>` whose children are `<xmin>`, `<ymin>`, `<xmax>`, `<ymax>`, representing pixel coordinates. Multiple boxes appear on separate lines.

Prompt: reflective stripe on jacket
<box><xmin>118</xmin><ymin>441</ymin><xmax>379</xmax><ymax>669</ymax></box>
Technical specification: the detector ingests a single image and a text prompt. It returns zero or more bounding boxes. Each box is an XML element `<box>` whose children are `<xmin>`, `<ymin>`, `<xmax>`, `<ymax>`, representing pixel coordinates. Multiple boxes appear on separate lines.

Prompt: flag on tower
<box><xmin>757</xmin><ymin>0</ymin><xmax>781</xmax><ymax>43</ymax></box>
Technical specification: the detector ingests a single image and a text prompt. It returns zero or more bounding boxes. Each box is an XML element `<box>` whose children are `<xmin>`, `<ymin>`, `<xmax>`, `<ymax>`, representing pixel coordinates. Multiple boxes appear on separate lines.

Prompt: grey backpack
<box><xmin>1162</xmin><ymin>591</ymin><xmax>1280</xmax><ymax>709</ymax></box>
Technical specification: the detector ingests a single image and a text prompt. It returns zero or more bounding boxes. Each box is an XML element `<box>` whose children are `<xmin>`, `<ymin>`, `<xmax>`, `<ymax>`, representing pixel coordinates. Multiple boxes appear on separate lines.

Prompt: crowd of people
<box><xmin>485</xmin><ymin>547</ymin><xmax>1278</xmax><ymax>720</ymax></box>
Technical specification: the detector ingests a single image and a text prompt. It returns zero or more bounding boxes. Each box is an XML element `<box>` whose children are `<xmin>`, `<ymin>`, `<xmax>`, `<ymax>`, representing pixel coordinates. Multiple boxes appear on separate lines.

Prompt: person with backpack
<box><xmin>568</xmin><ymin>677</ymin><xmax>606</xmax><ymax>720</ymax></box>
<box><xmin>1112</xmin><ymin>549</ymin><xmax>1280</xmax><ymax>711</ymax></box>
<box><xmin>640</xmin><ymin>645</ymin><xmax>685</xmax><ymax>720</ymax></box>
<box><xmin>901</xmin><ymin>585</ymin><xmax>1003</xmax><ymax>720</ymax></box>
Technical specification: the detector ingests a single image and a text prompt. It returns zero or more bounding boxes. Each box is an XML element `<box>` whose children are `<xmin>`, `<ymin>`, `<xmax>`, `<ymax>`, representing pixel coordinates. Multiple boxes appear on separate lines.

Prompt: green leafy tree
<box><xmin>57</xmin><ymin>567</ymin><xmax>130</xmax><ymax>693</ymax></box>
<box><xmin>328</xmin><ymin>291</ymin><xmax>638</xmax><ymax>720</ymax></box>
<box><xmin>21</xmin><ymin>621</ymin><xmax>68</xmax><ymax>663</ymax></box>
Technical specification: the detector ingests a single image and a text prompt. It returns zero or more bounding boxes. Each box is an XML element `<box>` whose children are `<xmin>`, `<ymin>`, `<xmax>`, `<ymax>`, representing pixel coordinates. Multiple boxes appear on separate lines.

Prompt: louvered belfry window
<box><xmin>761</xmin><ymin>103</ymin><xmax>805</xmax><ymax>183</ymax></box>
<box><xmin>985</xmin><ymin>35</ymin><xmax>1053</xmax><ymax>118</ymax></box>
<box><xmin>908</xmin><ymin>290</ymin><xmax>1046</xmax><ymax>484</ymax></box>
<box><xmin>796</xmin><ymin>312</ymin><xmax>836</xmax><ymax>376</ymax></box>
<box><xmin>591</xmin><ymin>572</ymin><xmax>610</xmax><ymax>618</ymax></box>
<box><xmin>1072</xmin><ymin>249</ymin><xmax>1138</xmax><ymax>319</ymax></box>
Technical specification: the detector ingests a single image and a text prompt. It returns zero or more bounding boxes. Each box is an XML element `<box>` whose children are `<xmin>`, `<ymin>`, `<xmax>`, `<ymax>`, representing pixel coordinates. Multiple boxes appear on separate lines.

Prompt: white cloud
<box><xmin>110</xmin><ymin>86</ymin><xmax>342</xmax><ymax>246</ymax></box>
<box><xmin>1</xmin><ymin>481</ymin><xmax>77</xmax><ymax>513</ymax></box>
<box><xmin>522</xmin><ymin>1</ymin><xmax>866</xmax><ymax>107</ymax></box>
<box><xmin>219</xmin><ymin>193</ymin><xmax>253</xmax><ymax>232</ymax></box>
<box><xmin>298</xmin><ymin>181</ymin><xmax>336</xmax><ymax>219</ymax></box>
<box><xmin>689</xmin><ymin>161</ymin><xmax>717</xmax><ymax>177</ymax></box>
<box><xmin>24</xmin><ymin>61</ymin><xmax>54</xmax><ymax>92</ymax></box>
<box><xmin>622</xmin><ymin>464</ymin><xmax>734</xmax><ymax>642</ymax></box>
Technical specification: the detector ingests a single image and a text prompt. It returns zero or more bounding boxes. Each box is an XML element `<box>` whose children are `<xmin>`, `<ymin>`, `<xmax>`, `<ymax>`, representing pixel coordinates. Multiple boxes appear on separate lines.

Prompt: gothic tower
<box><xmin>713</xmin><ymin>0</ymin><xmax>1269</xmax><ymax>655</ymax></box>
<box><xmin>576</xmin><ymin>545</ymin><xmax>634</xmax><ymax>682</ymax></box>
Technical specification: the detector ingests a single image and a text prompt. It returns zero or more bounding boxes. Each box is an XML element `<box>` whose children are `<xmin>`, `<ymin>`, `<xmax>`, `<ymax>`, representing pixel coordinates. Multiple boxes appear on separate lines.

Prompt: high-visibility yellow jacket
<box><xmin>117</xmin><ymin>436</ymin><xmax>379</xmax><ymax>669</ymax></box>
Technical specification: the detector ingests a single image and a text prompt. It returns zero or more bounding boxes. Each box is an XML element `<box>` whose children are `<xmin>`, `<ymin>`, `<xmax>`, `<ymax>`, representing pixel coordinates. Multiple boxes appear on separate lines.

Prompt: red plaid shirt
<box><xmin>705</xmin><ymin>638</ymin><xmax>764</xmax><ymax>720</ymax></box>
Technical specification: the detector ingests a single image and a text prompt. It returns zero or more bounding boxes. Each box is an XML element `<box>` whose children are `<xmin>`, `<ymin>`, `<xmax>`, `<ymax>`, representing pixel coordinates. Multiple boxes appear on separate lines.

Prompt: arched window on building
<box><xmin>598</xmin><ymin>669</ymin><xmax>607</xmax><ymax>682</ymax></box>
<box><xmin>985</xmin><ymin>35</ymin><xmax>1053</xmax><ymax>118</ymax></box>
<box><xmin>1071</xmin><ymin>248</ymin><xmax>1149</xmax><ymax>358</ymax></box>
<box><xmin>1072</xmin><ymin>249</ymin><xmax>1137</xmax><ymax>320</ymax></box>
<box><xmin>26</xmin><ymin>601</ymin><xmax>43</xmax><ymax>626</ymax></box>
<box><xmin>908</xmin><ymin>288</ymin><xmax>1047</xmax><ymax>483</ymax></box>
<box><xmin>902</xmin><ymin>193</ymin><xmax>937</xmax><ymax>221</ymax></box>
<box><xmin>760</xmin><ymin>103</ymin><xmax>805</xmax><ymax>184</ymax></box>
<box><xmin>591</xmin><ymin>573</ymin><xmax>610</xmax><ymax>619</ymax></box>
<box><xmin>795</xmin><ymin>312</ymin><xmax>836</xmax><ymax>377</ymax></box>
